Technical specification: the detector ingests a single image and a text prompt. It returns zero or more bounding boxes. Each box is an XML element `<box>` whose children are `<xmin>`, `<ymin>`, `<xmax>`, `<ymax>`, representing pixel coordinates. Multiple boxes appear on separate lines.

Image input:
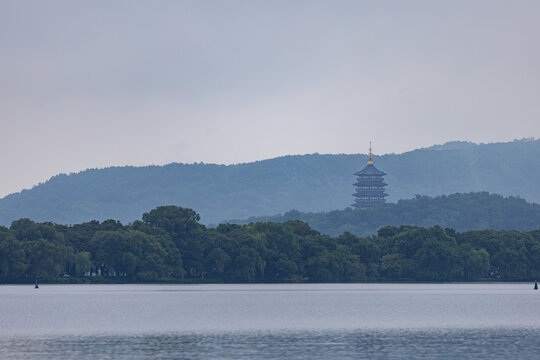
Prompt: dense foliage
<box><xmin>238</xmin><ymin>192</ymin><xmax>540</xmax><ymax>236</ymax></box>
<box><xmin>1</xmin><ymin>205</ymin><xmax>540</xmax><ymax>284</ymax></box>
<box><xmin>0</xmin><ymin>139</ymin><xmax>539</xmax><ymax>225</ymax></box>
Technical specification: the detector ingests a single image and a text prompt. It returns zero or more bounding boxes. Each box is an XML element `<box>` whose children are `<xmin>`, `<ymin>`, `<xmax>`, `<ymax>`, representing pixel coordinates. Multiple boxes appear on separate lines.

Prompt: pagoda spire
<box><xmin>368</xmin><ymin>141</ymin><xmax>373</xmax><ymax>165</ymax></box>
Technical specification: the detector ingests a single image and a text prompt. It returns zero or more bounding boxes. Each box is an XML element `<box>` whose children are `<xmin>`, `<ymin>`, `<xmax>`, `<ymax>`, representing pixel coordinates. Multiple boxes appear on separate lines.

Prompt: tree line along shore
<box><xmin>1</xmin><ymin>205</ymin><xmax>539</xmax><ymax>284</ymax></box>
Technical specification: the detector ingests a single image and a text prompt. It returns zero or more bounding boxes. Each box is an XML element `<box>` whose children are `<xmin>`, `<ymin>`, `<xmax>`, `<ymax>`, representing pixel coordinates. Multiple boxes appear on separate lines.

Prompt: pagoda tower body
<box><xmin>352</xmin><ymin>143</ymin><xmax>388</xmax><ymax>209</ymax></box>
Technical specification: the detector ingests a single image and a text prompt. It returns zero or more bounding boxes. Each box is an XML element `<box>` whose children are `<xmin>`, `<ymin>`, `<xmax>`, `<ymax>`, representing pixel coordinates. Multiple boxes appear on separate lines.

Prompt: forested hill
<box><xmin>1</xmin><ymin>138</ymin><xmax>539</xmax><ymax>226</ymax></box>
<box><xmin>235</xmin><ymin>192</ymin><xmax>540</xmax><ymax>237</ymax></box>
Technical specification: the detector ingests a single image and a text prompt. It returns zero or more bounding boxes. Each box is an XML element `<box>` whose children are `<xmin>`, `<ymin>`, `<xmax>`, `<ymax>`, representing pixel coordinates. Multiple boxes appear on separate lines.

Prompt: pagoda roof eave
<box><xmin>354</xmin><ymin>164</ymin><xmax>386</xmax><ymax>176</ymax></box>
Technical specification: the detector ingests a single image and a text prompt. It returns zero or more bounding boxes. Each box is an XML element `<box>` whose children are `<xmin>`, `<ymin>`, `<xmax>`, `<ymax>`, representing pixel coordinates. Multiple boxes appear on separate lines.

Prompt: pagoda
<box><xmin>352</xmin><ymin>143</ymin><xmax>388</xmax><ymax>208</ymax></box>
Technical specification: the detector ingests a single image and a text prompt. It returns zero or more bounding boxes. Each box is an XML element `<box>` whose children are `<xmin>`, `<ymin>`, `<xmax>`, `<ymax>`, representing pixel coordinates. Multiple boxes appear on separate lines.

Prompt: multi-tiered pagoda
<box><xmin>352</xmin><ymin>143</ymin><xmax>388</xmax><ymax>209</ymax></box>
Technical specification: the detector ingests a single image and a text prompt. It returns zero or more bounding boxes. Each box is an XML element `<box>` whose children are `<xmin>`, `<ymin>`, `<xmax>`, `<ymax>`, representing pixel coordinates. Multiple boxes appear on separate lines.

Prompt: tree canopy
<box><xmin>1</xmin><ymin>205</ymin><xmax>539</xmax><ymax>284</ymax></box>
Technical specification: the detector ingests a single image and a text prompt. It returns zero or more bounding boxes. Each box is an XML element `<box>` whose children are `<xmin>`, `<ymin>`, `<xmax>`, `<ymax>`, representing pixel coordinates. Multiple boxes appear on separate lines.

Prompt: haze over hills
<box><xmin>0</xmin><ymin>138</ymin><xmax>538</xmax><ymax>226</ymax></box>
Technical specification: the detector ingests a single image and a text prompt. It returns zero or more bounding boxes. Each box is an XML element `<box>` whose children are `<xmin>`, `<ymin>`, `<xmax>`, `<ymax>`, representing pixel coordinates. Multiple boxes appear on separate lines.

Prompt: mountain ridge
<box><xmin>1</xmin><ymin>138</ymin><xmax>539</xmax><ymax>225</ymax></box>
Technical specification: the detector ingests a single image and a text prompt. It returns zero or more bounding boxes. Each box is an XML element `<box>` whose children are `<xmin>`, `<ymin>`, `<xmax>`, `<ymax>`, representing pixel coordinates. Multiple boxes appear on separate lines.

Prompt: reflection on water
<box><xmin>2</xmin><ymin>328</ymin><xmax>540</xmax><ymax>359</ymax></box>
<box><xmin>1</xmin><ymin>284</ymin><xmax>540</xmax><ymax>358</ymax></box>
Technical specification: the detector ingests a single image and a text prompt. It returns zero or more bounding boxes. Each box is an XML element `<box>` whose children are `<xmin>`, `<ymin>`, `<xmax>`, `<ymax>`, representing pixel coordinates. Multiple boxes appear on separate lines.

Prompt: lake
<box><xmin>1</xmin><ymin>283</ymin><xmax>539</xmax><ymax>359</ymax></box>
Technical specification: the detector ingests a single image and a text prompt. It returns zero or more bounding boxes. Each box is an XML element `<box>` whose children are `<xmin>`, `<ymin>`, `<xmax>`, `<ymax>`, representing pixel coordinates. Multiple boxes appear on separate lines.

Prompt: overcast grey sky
<box><xmin>1</xmin><ymin>0</ymin><xmax>539</xmax><ymax>197</ymax></box>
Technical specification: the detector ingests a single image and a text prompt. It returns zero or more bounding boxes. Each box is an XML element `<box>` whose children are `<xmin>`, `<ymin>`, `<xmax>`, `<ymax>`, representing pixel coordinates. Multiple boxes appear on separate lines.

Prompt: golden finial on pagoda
<box><xmin>368</xmin><ymin>141</ymin><xmax>373</xmax><ymax>165</ymax></box>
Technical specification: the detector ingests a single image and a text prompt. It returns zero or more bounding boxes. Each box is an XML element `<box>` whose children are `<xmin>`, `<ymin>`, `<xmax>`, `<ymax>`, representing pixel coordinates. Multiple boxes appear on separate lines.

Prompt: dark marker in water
<box><xmin>35</xmin><ymin>280</ymin><xmax>39</xmax><ymax>289</ymax></box>
<box><xmin>535</xmin><ymin>280</ymin><xmax>538</xmax><ymax>290</ymax></box>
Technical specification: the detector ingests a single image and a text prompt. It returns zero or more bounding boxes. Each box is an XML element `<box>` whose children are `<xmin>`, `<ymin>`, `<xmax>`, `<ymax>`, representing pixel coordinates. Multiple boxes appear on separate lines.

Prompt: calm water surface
<box><xmin>1</xmin><ymin>283</ymin><xmax>539</xmax><ymax>359</ymax></box>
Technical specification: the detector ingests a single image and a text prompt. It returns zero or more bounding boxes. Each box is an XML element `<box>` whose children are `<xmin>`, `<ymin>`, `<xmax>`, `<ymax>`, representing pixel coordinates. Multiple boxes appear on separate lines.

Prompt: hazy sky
<box><xmin>1</xmin><ymin>1</ymin><xmax>539</xmax><ymax>197</ymax></box>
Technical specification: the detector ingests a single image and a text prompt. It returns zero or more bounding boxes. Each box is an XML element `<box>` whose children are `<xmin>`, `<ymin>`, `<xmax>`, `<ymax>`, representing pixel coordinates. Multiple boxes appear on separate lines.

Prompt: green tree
<box><xmin>73</xmin><ymin>251</ymin><xmax>92</xmax><ymax>277</ymax></box>
<box><xmin>142</xmin><ymin>206</ymin><xmax>205</xmax><ymax>278</ymax></box>
<box><xmin>0</xmin><ymin>227</ymin><xmax>27</xmax><ymax>281</ymax></box>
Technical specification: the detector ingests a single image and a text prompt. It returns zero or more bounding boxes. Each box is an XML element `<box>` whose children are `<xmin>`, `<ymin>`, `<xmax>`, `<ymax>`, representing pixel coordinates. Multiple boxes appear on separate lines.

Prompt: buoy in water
<box><xmin>34</xmin><ymin>280</ymin><xmax>39</xmax><ymax>289</ymax></box>
<box><xmin>535</xmin><ymin>280</ymin><xmax>538</xmax><ymax>290</ymax></box>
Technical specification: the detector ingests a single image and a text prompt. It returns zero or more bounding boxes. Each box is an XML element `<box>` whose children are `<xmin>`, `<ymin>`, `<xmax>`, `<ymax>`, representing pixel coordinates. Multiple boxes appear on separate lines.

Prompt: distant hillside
<box><xmin>235</xmin><ymin>192</ymin><xmax>540</xmax><ymax>237</ymax></box>
<box><xmin>0</xmin><ymin>138</ymin><xmax>539</xmax><ymax>226</ymax></box>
